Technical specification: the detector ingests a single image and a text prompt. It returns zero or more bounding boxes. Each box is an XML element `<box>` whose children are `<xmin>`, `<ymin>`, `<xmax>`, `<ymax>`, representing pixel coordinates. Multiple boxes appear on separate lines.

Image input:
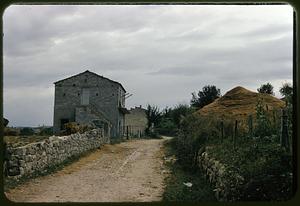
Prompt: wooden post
<box><xmin>248</xmin><ymin>115</ymin><xmax>253</xmax><ymax>138</ymax></box>
<box><xmin>273</xmin><ymin>110</ymin><xmax>276</xmax><ymax>129</ymax></box>
<box><xmin>231</xmin><ymin>122</ymin><xmax>234</xmax><ymax>142</ymax></box>
<box><xmin>234</xmin><ymin>120</ymin><xmax>238</xmax><ymax>150</ymax></box>
<box><xmin>221</xmin><ymin>120</ymin><xmax>224</xmax><ymax>143</ymax></box>
<box><xmin>281</xmin><ymin>108</ymin><xmax>290</xmax><ymax>152</ymax></box>
<box><xmin>126</xmin><ymin>126</ymin><xmax>129</xmax><ymax>140</ymax></box>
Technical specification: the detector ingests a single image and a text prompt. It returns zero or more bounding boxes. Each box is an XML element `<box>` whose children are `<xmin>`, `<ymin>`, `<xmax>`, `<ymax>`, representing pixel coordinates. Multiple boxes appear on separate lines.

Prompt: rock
<box><xmin>183</xmin><ymin>182</ymin><xmax>193</xmax><ymax>187</ymax></box>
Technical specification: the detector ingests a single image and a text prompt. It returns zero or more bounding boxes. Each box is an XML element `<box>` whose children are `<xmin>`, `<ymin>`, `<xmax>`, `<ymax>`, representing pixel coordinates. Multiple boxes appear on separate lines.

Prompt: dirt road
<box><xmin>5</xmin><ymin>138</ymin><xmax>169</xmax><ymax>202</ymax></box>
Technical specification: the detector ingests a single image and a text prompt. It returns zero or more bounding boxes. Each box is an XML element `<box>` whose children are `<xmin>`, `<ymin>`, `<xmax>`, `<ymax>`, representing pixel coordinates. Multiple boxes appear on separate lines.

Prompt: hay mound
<box><xmin>197</xmin><ymin>86</ymin><xmax>285</xmax><ymax>120</ymax></box>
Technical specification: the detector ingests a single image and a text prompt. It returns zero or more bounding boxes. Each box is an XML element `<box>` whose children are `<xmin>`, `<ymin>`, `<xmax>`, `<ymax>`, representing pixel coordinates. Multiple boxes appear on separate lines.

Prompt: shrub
<box><xmin>4</xmin><ymin>127</ymin><xmax>20</xmax><ymax>136</ymax></box>
<box><xmin>20</xmin><ymin>127</ymin><xmax>34</xmax><ymax>136</ymax></box>
<box><xmin>39</xmin><ymin>127</ymin><xmax>53</xmax><ymax>136</ymax></box>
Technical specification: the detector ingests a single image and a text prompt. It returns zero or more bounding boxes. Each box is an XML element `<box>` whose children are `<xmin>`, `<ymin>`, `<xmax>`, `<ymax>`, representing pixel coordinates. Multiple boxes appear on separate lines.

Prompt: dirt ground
<box><xmin>5</xmin><ymin>138</ymin><xmax>170</xmax><ymax>202</ymax></box>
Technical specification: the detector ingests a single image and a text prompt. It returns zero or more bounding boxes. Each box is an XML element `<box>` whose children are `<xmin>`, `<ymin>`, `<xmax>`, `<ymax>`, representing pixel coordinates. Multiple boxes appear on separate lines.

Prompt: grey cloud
<box><xmin>3</xmin><ymin>5</ymin><xmax>293</xmax><ymax>126</ymax></box>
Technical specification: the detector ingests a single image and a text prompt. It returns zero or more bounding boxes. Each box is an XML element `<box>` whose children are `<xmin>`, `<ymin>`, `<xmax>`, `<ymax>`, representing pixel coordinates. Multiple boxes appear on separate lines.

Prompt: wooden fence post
<box><xmin>221</xmin><ymin>120</ymin><xmax>224</xmax><ymax>143</ymax></box>
<box><xmin>234</xmin><ymin>120</ymin><xmax>238</xmax><ymax>150</ymax></box>
<box><xmin>281</xmin><ymin>108</ymin><xmax>290</xmax><ymax>152</ymax></box>
<box><xmin>248</xmin><ymin>115</ymin><xmax>253</xmax><ymax>138</ymax></box>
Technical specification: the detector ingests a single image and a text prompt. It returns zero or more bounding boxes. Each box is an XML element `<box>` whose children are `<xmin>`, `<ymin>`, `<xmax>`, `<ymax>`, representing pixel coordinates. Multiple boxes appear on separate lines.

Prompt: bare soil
<box><xmin>5</xmin><ymin>138</ymin><xmax>169</xmax><ymax>202</ymax></box>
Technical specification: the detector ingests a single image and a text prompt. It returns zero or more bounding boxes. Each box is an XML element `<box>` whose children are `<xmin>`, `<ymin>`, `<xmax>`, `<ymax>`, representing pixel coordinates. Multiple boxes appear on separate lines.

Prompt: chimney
<box><xmin>140</xmin><ymin>105</ymin><xmax>142</xmax><ymax>108</ymax></box>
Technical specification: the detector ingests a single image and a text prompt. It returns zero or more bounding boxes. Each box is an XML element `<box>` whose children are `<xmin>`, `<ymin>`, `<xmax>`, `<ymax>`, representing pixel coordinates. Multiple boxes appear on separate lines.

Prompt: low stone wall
<box><xmin>4</xmin><ymin>129</ymin><xmax>109</xmax><ymax>180</ymax></box>
<box><xmin>197</xmin><ymin>149</ymin><xmax>244</xmax><ymax>201</ymax></box>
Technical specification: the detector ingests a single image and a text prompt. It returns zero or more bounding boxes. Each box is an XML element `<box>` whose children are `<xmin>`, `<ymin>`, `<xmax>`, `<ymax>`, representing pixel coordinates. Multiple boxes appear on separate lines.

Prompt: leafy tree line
<box><xmin>144</xmin><ymin>85</ymin><xmax>223</xmax><ymax>137</ymax></box>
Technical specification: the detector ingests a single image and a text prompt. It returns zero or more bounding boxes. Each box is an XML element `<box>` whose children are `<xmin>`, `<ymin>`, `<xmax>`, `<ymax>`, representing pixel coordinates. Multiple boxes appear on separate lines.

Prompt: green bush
<box><xmin>20</xmin><ymin>127</ymin><xmax>34</xmax><ymax>136</ymax></box>
<box><xmin>157</xmin><ymin>118</ymin><xmax>177</xmax><ymax>136</ymax></box>
<box><xmin>39</xmin><ymin>127</ymin><xmax>53</xmax><ymax>136</ymax></box>
<box><xmin>207</xmin><ymin>136</ymin><xmax>293</xmax><ymax>201</ymax></box>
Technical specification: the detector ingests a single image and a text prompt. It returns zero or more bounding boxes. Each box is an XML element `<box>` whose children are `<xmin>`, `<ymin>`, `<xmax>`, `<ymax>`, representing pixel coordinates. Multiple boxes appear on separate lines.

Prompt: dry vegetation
<box><xmin>4</xmin><ymin>136</ymin><xmax>50</xmax><ymax>147</ymax></box>
<box><xmin>197</xmin><ymin>86</ymin><xmax>285</xmax><ymax>119</ymax></box>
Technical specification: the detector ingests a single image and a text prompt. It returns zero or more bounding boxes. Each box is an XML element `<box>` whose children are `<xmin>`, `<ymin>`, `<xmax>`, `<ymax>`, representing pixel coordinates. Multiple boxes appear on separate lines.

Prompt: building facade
<box><xmin>124</xmin><ymin>106</ymin><xmax>148</xmax><ymax>138</ymax></box>
<box><xmin>53</xmin><ymin>70</ymin><xmax>128</xmax><ymax>138</ymax></box>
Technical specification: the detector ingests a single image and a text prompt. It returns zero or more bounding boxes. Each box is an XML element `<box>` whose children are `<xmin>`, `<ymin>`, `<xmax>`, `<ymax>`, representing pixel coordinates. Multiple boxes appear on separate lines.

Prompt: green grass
<box><xmin>162</xmin><ymin>139</ymin><xmax>216</xmax><ymax>202</ymax></box>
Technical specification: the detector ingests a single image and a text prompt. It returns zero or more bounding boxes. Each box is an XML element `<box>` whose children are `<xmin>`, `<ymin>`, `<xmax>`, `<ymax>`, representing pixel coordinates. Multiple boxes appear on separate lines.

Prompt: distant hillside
<box><xmin>196</xmin><ymin>86</ymin><xmax>285</xmax><ymax>121</ymax></box>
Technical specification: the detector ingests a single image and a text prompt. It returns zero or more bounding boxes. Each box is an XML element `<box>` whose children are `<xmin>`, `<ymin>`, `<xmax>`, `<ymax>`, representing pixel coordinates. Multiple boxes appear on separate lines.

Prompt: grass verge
<box><xmin>162</xmin><ymin>139</ymin><xmax>216</xmax><ymax>202</ymax></box>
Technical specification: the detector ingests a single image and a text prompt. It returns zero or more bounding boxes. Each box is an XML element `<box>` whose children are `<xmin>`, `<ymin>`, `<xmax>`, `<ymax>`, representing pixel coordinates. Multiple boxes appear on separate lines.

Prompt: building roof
<box><xmin>54</xmin><ymin>70</ymin><xmax>126</xmax><ymax>92</ymax></box>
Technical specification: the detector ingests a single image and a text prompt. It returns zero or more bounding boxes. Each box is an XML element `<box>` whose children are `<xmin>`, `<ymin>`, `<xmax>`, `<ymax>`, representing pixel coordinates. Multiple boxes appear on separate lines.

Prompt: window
<box><xmin>73</xmin><ymin>84</ymin><xmax>76</xmax><ymax>87</ymax></box>
<box><xmin>63</xmin><ymin>93</ymin><xmax>66</xmax><ymax>97</ymax></box>
<box><xmin>81</xmin><ymin>88</ymin><xmax>90</xmax><ymax>105</ymax></box>
<box><xmin>96</xmin><ymin>93</ymin><xmax>98</xmax><ymax>96</ymax></box>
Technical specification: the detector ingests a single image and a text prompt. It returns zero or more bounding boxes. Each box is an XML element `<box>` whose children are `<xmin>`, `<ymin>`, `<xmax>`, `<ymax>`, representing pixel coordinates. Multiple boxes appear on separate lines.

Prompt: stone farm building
<box><xmin>53</xmin><ymin>70</ymin><xmax>129</xmax><ymax>138</ymax></box>
<box><xmin>124</xmin><ymin>106</ymin><xmax>148</xmax><ymax>138</ymax></box>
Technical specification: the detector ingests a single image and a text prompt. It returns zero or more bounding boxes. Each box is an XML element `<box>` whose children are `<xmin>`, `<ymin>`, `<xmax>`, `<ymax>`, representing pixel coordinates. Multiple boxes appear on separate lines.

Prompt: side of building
<box><xmin>53</xmin><ymin>70</ymin><xmax>127</xmax><ymax>138</ymax></box>
<box><xmin>124</xmin><ymin>106</ymin><xmax>148</xmax><ymax>138</ymax></box>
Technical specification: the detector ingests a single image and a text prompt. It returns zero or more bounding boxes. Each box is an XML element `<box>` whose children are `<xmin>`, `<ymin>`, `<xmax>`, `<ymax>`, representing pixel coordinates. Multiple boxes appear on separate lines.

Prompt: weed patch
<box><xmin>162</xmin><ymin>139</ymin><xmax>216</xmax><ymax>202</ymax></box>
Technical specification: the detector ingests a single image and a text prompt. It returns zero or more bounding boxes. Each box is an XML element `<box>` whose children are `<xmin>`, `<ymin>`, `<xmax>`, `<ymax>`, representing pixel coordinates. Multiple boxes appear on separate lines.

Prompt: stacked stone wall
<box><xmin>4</xmin><ymin>129</ymin><xmax>109</xmax><ymax>180</ymax></box>
<box><xmin>197</xmin><ymin>150</ymin><xmax>244</xmax><ymax>201</ymax></box>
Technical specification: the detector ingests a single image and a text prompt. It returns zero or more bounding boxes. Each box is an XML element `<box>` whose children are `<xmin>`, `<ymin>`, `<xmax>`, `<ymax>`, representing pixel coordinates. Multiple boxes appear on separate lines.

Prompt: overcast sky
<box><xmin>3</xmin><ymin>4</ymin><xmax>293</xmax><ymax>127</ymax></box>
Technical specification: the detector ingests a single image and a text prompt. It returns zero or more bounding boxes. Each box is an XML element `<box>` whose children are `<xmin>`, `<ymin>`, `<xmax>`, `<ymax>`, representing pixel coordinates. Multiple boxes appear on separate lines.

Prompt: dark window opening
<box><xmin>78</xmin><ymin>93</ymin><xmax>80</xmax><ymax>96</ymax></box>
<box><xmin>112</xmin><ymin>93</ymin><xmax>114</xmax><ymax>96</ymax></box>
<box><xmin>96</xmin><ymin>93</ymin><xmax>98</xmax><ymax>96</ymax></box>
<box><xmin>63</xmin><ymin>93</ymin><xmax>66</xmax><ymax>97</ymax></box>
<box><xmin>60</xmin><ymin>118</ymin><xmax>69</xmax><ymax>130</ymax></box>
<box><xmin>73</xmin><ymin>84</ymin><xmax>76</xmax><ymax>87</ymax></box>
<box><xmin>84</xmin><ymin>79</ymin><xmax>87</xmax><ymax>83</ymax></box>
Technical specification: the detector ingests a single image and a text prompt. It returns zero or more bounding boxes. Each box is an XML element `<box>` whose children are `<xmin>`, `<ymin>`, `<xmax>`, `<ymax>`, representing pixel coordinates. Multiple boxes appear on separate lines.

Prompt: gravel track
<box><xmin>5</xmin><ymin>138</ymin><xmax>168</xmax><ymax>202</ymax></box>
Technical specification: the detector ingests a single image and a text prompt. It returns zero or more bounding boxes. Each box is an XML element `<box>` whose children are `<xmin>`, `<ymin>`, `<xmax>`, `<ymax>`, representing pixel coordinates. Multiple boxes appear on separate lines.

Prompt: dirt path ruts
<box><xmin>5</xmin><ymin>138</ymin><xmax>168</xmax><ymax>202</ymax></box>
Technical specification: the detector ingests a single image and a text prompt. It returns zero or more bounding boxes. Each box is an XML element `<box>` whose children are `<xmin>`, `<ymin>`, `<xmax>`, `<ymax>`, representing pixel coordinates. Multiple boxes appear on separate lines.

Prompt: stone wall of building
<box><xmin>197</xmin><ymin>149</ymin><xmax>245</xmax><ymax>201</ymax></box>
<box><xmin>124</xmin><ymin>106</ymin><xmax>148</xmax><ymax>138</ymax></box>
<box><xmin>4</xmin><ymin>129</ymin><xmax>109</xmax><ymax>180</ymax></box>
<box><xmin>53</xmin><ymin>71</ymin><xmax>125</xmax><ymax>138</ymax></box>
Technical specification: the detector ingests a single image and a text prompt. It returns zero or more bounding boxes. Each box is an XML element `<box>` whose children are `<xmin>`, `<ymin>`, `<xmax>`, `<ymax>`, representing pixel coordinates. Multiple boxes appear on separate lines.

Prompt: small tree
<box><xmin>279</xmin><ymin>82</ymin><xmax>293</xmax><ymax>144</ymax></box>
<box><xmin>279</xmin><ymin>83</ymin><xmax>293</xmax><ymax>104</ymax></box>
<box><xmin>145</xmin><ymin>104</ymin><xmax>162</xmax><ymax>134</ymax></box>
<box><xmin>3</xmin><ymin>118</ymin><xmax>9</xmax><ymax>127</ymax></box>
<box><xmin>171</xmin><ymin>104</ymin><xmax>194</xmax><ymax>127</ymax></box>
<box><xmin>20</xmin><ymin>127</ymin><xmax>35</xmax><ymax>136</ymax></box>
<box><xmin>257</xmin><ymin>83</ymin><xmax>274</xmax><ymax>95</ymax></box>
<box><xmin>190</xmin><ymin>85</ymin><xmax>221</xmax><ymax>108</ymax></box>
<box><xmin>254</xmin><ymin>97</ymin><xmax>272</xmax><ymax>137</ymax></box>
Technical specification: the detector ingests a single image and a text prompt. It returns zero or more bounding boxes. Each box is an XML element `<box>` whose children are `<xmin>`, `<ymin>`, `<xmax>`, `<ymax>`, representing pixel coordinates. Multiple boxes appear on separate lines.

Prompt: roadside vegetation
<box><xmin>162</xmin><ymin>139</ymin><xmax>216</xmax><ymax>202</ymax></box>
<box><xmin>159</xmin><ymin>83</ymin><xmax>294</xmax><ymax>201</ymax></box>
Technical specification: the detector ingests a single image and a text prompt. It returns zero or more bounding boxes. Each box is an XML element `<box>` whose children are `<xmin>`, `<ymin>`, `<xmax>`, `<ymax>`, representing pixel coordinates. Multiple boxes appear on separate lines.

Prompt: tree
<box><xmin>257</xmin><ymin>83</ymin><xmax>274</xmax><ymax>95</ymax></box>
<box><xmin>279</xmin><ymin>83</ymin><xmax>293</xmax><ymax>99</ymax></box>
<box><xmin>190</xmin><ymin>85</ymin><xmax>221</xmax><ymax>108</ymax></box>
<box><xmin>145</xmin><ymin>104</ymin><xmax>162</xmax><ymax>129</ymax></box>
<box><xmin>255</xmin><ymin>97</ymin><xmax>272</xmax><ymax>137</ymax></box>
<box><xmin>171</xmin><ymin>104</ymin><xmax>194</xmax><ymax>127</ymax></box>
<box><xmin>3</xmin><ymin>118</ymin><xmax>9</xmax><ymax>127</ymax></box>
